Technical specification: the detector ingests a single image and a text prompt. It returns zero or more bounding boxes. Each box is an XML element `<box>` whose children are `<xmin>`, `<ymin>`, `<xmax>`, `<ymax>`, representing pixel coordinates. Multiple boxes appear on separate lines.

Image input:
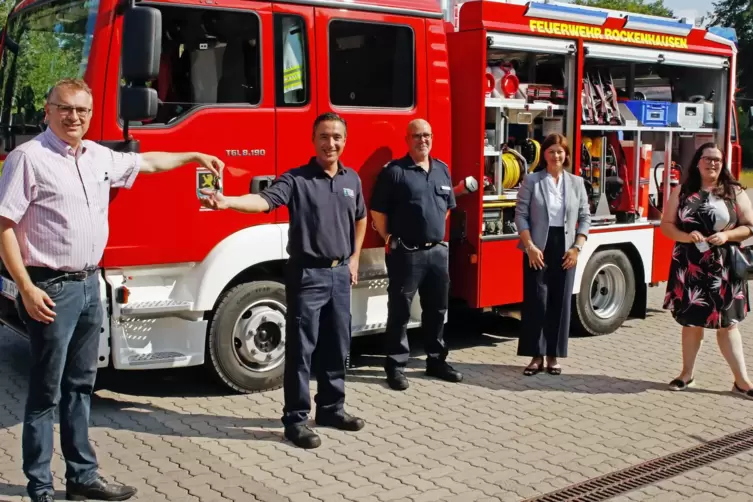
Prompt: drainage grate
<box><xmin>524</xmin><ymin>427</ymin><xmax>753</xmax><ymax>502</ymax></box>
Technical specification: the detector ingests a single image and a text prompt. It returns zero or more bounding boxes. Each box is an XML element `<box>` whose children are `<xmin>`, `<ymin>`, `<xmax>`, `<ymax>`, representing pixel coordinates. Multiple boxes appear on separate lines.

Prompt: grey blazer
<box><xmin>514</xmin><ymin>169</ymin><xmax>591</xmax><ymax>253</ymax></box>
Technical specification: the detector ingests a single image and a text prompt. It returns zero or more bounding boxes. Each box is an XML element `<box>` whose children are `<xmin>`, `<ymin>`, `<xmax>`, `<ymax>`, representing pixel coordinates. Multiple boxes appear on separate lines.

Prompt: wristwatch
<box><xmin>571</xmin><ymin>244</ymin><xmax>583</xmax><ymax>252</ymax></box>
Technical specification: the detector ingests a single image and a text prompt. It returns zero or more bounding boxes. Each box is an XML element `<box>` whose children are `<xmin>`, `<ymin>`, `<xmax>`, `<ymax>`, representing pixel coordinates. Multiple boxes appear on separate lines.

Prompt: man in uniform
<box><xmin>0</xmin><ymin>78</ymin><xmax>223</xmax><ymax>502</ymax></box>
<box><xmin>370</xmin><ymin>118</ymin><xmax>463</xmax><ymax>391</ymax></box>
<box><xmin>199</xmin><ymin>112</ymin><xmax>367</xmax><ymax>449</ymax></box>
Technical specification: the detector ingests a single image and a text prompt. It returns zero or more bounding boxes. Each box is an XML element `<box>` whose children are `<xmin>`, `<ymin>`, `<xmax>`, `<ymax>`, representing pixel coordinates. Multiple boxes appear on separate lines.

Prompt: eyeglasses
<box><xmin>701</xmin><ymin>156</ymin><xmax>723</xmax><ymax>165</ymax></box>
<box><xmin>411</xmin><ymin>133</ymin><xmax>432</xmax><ymax>141</ymax></box>
<box><xmin>49</xmin><ymin>102</ymin><xmax>91</xmax><ymax>118</ymax></box>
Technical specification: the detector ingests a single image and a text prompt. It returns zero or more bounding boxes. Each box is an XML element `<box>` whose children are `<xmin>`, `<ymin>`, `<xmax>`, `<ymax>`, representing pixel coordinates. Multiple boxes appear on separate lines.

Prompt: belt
<box><xmin>290</xmin><ymin>256</ymin><xmax>348</xmax><ymax>269</ymax></box>
<box><xmin>26</xmin><ymin>266</ymin><xmax>99</xmax><ymax>285</ymax></box>
<box><xmin>392</xmin><ymin>238</ymin><xmax>441</xmax><ymax>252</ymax></box>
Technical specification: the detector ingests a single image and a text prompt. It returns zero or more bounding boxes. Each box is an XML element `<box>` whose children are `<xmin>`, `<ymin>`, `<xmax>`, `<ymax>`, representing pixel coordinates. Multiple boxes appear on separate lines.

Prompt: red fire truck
<box><xmin>0</xmin><ymin>0</ymin><xmax>742</xmax><ymax>392</ymax></box>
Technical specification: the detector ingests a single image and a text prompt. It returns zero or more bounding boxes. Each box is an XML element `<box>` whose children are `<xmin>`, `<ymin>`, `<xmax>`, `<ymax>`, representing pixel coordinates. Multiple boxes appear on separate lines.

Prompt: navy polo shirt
<box><xmin>370</xmin><ymin>154</ymin><xmax>456</xmax><ymax>244</ymax></box>
<box><xmin>259</xmin><ymin>157</ymin><xmax>366</xmax><ymax>262</ymax></box>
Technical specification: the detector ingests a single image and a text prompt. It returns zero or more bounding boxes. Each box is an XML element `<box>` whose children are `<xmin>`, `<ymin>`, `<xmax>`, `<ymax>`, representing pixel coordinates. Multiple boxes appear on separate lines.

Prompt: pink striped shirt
<box><xmin>0</xmin><ymin>128</ymin><xmax>141</xmax><ymax>271</ymax></box>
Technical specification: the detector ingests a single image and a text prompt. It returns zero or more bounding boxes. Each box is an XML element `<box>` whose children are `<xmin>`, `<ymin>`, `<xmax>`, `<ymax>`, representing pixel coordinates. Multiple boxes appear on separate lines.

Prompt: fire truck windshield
<box><xmin>0</xmin><ymin>0</ymin><xmax>98</xmax><ymax>151</ymax></box>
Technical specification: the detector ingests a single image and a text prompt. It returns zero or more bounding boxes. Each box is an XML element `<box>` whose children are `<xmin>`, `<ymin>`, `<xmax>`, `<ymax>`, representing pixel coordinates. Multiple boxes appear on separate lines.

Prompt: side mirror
<box><xmin>121</xmin><ymin>6</ymin><xmax>161</xmax><ymax>82</ymax></box>
<box><xmin>120</xmin><ymin>86</ymin><xmax>157</xmax><ymax>122</ymax></box>
<box><xmin>119</xmin><ymin>5</ymin><xmax>161</xmax><ymax>139</ymax></box>
<box><xmin>749</xmin><ymin>107</ymin><xmax>753</xmax><ymax>131</ymax></box>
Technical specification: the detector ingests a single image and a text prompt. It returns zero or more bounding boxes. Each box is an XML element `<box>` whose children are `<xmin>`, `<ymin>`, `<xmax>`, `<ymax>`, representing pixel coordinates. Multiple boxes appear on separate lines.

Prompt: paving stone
<box><xmin>2</xmin><ymin>286</ymin><xmax>753</xmax><ymax>501</ymax></box>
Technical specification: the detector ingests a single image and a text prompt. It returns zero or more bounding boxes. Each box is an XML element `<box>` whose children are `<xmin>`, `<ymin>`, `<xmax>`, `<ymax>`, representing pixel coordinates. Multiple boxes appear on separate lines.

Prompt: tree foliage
<box><xmin>572</xmin><ymin>0</ymin><xmax>673</xmax><ymax>17</ymax></box>
<box><xmin>709</xmin><ymin>0</ymin><xmax>751</xmax><ymax>98</ymax></box>
<box><xmin>0</xmin><ymin>1</ymin><xmax>13</xmax><ymax>27</ymax></box>
<box><xmin>709</xmin><ymin>0</ymin><xmax>752</xmax><ymax>168</ymax></box>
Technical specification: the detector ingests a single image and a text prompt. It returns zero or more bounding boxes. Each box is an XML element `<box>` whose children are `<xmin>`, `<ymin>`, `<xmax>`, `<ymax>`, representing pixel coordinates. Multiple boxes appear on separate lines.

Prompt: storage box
<box><xmin>624</xmin><ymin>100</ymin><xmax>670</xmax><ymax>127</ymax></box>
<box><xmin>668</xmin><ymin>102</ymin><xmax>704</xmax><ymax>129</ymax></box>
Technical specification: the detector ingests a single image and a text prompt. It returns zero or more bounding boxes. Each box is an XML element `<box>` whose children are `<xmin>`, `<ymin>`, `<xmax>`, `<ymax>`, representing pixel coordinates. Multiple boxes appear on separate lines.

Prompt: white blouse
<box><xmin>544</xmin><ymin>172</ymin><xmax>565</xmax><ymax>227</ymax></box>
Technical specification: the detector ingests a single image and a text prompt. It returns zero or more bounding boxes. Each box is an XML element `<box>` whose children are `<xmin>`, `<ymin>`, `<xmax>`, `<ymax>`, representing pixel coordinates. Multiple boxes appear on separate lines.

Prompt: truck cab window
<box><xmin>133</xmin><ymin>7</ymin><xmax>261</xmax><ymax>126</ymax></box>
<box><xmin>0</xmin><ymin>0</ymin><xmax>98</xmax><ymax>150</ymax></box>
<box><xmin>328</xmin><ymin>20</ymin><xmax>414</xmax><ymax>108</ymax></box>
<box><xmin>274</xmin><ymin>14</ymin><xmax>308</xmax><ymax>106</ymax></box>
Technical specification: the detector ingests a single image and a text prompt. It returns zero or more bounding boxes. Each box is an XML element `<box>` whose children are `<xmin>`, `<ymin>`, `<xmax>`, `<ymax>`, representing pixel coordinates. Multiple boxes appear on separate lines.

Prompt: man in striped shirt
<box><xmin>0</xmin><ymin>78</ymin><xmax>223</xmax><ymax>502</ymax></box>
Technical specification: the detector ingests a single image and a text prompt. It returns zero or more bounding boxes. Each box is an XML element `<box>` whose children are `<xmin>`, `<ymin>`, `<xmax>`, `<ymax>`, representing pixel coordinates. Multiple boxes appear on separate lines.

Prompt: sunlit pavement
<box><xmin>2</xmin><ymin>284</ymin><xmax>753</xmax><ymax>501</ymax></box>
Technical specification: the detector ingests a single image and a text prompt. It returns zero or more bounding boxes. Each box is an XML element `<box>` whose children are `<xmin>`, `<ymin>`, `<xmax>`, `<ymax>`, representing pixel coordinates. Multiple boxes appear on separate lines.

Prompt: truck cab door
<box><xmin>312</xmin><ymin>8</ymin><xmax>429</xmax><ymax>252</ymax></box>
<box><xmin>102</xmin><ymin>1</ymin><xmax>278</xmax><ymax>266</ymax></box>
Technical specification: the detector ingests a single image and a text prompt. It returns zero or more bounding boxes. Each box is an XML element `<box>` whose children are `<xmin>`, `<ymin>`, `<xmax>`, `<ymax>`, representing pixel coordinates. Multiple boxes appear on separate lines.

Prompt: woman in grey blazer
<box><xmin>514</xmin><ymin>133</ymin><xmax>591</xmax><ymax>376</ymax></box>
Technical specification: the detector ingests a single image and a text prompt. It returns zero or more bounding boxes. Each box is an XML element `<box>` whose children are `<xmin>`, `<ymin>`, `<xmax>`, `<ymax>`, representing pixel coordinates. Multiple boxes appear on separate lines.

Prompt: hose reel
<box><xmin>500</xmin><ymin>147</ymin><xmax>527</xmax><ymax>189</ymax></box>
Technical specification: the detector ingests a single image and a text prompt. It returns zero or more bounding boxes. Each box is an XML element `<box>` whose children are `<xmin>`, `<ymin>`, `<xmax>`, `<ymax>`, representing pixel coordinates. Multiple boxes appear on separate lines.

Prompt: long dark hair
<box><xmin>680</xmin><ymin>142</ymin><xmax>742</xmax><ymax>200</ymax></box>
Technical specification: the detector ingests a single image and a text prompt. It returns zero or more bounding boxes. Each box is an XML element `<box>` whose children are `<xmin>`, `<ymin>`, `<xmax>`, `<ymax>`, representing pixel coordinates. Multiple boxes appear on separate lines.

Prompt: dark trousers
<box><xmin>518</xmin><ymin>227</ymin><xmax>575</xmax><ymax>358</ymax></box>
<box><xmin>16</xmin><ymin>273</ymin><xmax>102</xmax><ymax>498</ymax></box>
<box><xmin>384</xmin><ymin>243</ymin><xmax>450</xmax><ymax>371</ymax></box>
<box><xmin>282</xmin><ymin>262</ymin><xmax>352</xmax><ymax>427</ymax></box>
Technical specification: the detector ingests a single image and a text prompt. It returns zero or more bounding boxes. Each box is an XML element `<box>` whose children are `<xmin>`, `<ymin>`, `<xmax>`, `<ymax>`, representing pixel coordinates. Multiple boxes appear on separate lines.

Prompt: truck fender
<box><xmin>175</xmin><ymin>224</ymin><xmax>289</xmax><ymax>312</ymax></box>
<box><xmin>571</xmin><ymin>227</ymin><xmax>653</xmax><ymax>294</ymax></box>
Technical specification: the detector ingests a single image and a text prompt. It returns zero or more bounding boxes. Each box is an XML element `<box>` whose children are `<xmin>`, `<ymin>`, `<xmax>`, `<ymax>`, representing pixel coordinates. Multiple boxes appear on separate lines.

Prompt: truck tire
<box><xmin>573</xmin><ymin>249</ymin><xmax>635</xmax><ymax>336</ymax></box>
<box><xmin>207</xmin><ymin>280</ymin><xmax>287</xmax><ymax>393</ymax></box>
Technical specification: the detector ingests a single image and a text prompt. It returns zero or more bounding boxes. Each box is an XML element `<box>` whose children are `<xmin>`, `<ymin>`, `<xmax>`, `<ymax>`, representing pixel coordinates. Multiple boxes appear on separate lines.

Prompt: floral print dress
<box><xmin>663</xmin><ymin>189</ymin><xmax>749</xmax><ymax>328</ymax></box>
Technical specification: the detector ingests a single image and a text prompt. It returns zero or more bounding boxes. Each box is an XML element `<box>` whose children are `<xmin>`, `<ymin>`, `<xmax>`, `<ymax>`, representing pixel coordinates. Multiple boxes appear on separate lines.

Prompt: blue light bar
<box><xmin>524</xmin><ymin>2</ymin><xmax>609</xmax><ymax>26</ymax></box>
<box><xmin>623</xmin><ymin>14</ymin><xmax>693</xmax><ymax>37</ymax></box>
<box><xmin>708</xmin><ymin>26</ymin><xmax>738</xmax><ymax>45</ymax></box>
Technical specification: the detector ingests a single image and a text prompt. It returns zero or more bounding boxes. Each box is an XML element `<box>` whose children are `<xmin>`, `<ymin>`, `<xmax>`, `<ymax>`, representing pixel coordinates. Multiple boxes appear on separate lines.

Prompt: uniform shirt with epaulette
<box><xmin>370</xmin><ymin>154</ymin><xmax>456</xmax><ymax>244</ymax></box>
<box><xmin>260</xmin><ymin>157</ymin><xmax>366</xmax><ymax>262</ymax></box>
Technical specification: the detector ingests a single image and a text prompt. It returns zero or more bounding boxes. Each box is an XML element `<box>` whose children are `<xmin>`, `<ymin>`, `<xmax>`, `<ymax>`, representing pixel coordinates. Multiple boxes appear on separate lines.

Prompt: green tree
<box><xmin>572</xmin><ymin>0</ymin><xmax>674</xmax><ymax>17</ymax></box>
<box><xmin>0</xmin><ymin>0</ymin><xmax>13</xmax><ymax>28</ymax></box>
<box><xmin>709</xmin><ymin>0</ymin><xmax>751</xmax><ymax>97</ymax></box>
<box><xmin>709</xmin><ymin>0</ymin><xmax>752</xmax><ymax>168</ymax></box>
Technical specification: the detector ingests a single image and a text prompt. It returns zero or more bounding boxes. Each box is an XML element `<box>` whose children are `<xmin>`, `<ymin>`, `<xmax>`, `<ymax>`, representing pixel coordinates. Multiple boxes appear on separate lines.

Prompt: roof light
<box><xmin>623</xmin><ymin>15</ymin><xmax>693</xmax><ymax>37</ymax></box>
<box><xmin>524</xmin><ymin>2</ymin><xmax>608</xmax><ymax>26</ymax></box>
<box><xmin>704</xmin><ymin>31</ymin><xmax>738</xmax><ymax>51</ymax></box>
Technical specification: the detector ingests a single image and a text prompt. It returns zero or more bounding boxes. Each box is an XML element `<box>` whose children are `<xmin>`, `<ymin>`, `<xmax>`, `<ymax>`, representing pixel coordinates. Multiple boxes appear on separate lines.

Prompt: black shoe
<box><xmin>386</xmin><ymin>369</ymin><xmax>409</xmax><ymax>391</ymax></box>
<box><xmin>316</xmin><ymin>411</ymin><xmax>365</xmax><ymax>431</ymax></box>
<box><xmin>31</xmin><ymin>494</ymin><xmax>54</xmax><ymax>502</ymax></box>
<box><xmin>66</xmin><ymin>477</ymin><xmax>136</xmax><ymax>501</ymax></box>
<box><xmin>426</xmin><ymin>361</ymin><xmax>463</xmax><ymax>383</ymax></box>
<box><xmin>284</xmin><ymin>424</ymin><xmax>322</xmax><ymax>449</ymax></box>
<box><xmin>668</xmin><ymin>378</ymin><xmax>695</xmax><ymax>391</ymax></box>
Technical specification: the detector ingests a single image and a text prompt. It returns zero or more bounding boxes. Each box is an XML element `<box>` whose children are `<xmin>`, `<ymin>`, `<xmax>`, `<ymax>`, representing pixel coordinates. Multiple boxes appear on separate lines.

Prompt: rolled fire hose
<box><xmin>500</xmin><ymin>148</ymin><xmax>527</xmax><ymax>189</ymax></box>
<box><xmin>521</xmin><ymin>138</ymin><xmax>541</xmax><ymax>173</ymax></box>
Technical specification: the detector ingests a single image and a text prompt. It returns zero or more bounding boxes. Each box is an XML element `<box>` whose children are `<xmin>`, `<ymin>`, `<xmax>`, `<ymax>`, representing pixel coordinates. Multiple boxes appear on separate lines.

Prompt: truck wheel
<box><xmin>573</xmin><ymin>249</ymin><xmax>635</xmax><ymax>336</ymax></box>
<box><xmin>207</xmin><ymin>280</ymin><xmax>287</xmax><ymax>393</ymax></box>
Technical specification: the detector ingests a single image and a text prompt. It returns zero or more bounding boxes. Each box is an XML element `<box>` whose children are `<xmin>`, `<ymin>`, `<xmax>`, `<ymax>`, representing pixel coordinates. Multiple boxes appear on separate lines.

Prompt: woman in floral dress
<box><xmin>662</xmin><ymin>143</ymin><xmax>753</xmax><ymax>398</ymax></box>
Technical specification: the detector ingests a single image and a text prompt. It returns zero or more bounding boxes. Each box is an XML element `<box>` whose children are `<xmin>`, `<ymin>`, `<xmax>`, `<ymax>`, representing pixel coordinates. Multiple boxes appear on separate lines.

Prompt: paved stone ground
<box><xmin>2</xmin><ymin>285</ymin><xmax>753</xmax><ymax>502</ymax></box>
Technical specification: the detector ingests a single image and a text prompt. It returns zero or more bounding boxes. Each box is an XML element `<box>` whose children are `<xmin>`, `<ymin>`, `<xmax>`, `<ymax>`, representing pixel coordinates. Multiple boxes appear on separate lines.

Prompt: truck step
<box><xmin>127</xmin><ymin>351</ymin><xmax>188</xmax><ymax>365</ymax></box>
<box><xmin>352</xmin><ymin>319</ymin><xmax>421</xmax><ymax>336</ymax></box>
<box><xmin>120</xmin><ymin>300</ymin><xmax>193</xmax><ymax>317</ymax></box>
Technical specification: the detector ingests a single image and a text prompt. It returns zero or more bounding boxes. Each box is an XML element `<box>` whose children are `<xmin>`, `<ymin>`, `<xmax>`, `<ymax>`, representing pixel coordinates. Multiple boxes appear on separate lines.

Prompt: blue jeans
<box><xmin>16</xmin><ymin>273</ymin><xmax>102</xmax><ymax>498</ymax></box>
<box><xmin>282</xmin><ymin>262</ymin><xmax>352</xmax><ymax>427</ymax></box>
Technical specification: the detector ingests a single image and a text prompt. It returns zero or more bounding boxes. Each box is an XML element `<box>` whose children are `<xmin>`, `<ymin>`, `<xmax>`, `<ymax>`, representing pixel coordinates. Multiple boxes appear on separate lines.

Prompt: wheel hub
<box><xmin>590</xmin><ymin>263</ymin><xmax>626</xmax><ymax>320</ymax></box>
<box><xmin>233</xmin><ymin>304</ymin><xmax>286</xmax><ymax>371</ymax></box>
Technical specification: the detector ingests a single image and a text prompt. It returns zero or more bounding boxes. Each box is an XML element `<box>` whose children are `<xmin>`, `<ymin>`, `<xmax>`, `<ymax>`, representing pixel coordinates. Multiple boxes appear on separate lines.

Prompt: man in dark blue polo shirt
<box><xmin>199</xmin><ymin>112</ymin><xmax>367</xmax><ymax>449</ymax></box>
<box><xmin>370</xmin><ymin>119</ymin><xmax>463</xmax><ymax>391</ymax></box>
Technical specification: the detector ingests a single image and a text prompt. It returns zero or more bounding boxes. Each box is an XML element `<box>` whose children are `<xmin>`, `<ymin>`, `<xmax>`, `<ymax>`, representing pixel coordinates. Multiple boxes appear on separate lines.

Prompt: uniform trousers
<box><xmin>282</xmin><ymin>260</ymin><xmax>352</xmax><ymax>427</ymax></box>
<box><xmin>17</xmin><ymin>272</ymin><xmax>102</xmax><ymax>499</ymax></box>
<box><xmin>518</xmin><ymin>227</ymin><xmax>575</xmax><ymax>358</ymax></box>
<box><xmin>384</xmin><ymin>243</ymin><xmax>450</xmax><ymax>371</ymax></box>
